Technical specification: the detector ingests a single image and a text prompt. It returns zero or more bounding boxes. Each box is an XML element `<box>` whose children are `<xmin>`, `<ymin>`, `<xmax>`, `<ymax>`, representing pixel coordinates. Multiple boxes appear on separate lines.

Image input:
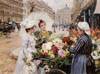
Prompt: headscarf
<box><xmin>77</xmin><ymin>22</ymin><xmax>91</xmax><ymax>35</ymax></box>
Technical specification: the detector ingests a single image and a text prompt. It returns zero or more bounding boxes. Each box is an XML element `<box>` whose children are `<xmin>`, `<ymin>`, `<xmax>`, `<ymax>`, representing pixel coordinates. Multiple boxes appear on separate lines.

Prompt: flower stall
<box><xmin>32</xmin><ymin>33</ymin><xmax>74</xmax><ymax>73</ymax></box>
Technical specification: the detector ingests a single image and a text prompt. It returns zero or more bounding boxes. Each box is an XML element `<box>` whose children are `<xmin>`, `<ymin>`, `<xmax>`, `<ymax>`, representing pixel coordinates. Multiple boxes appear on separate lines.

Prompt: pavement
<box><xmin>0</xmin><ymin>32</ymin><xmax>21</xmax><ymax>74</ymax></box>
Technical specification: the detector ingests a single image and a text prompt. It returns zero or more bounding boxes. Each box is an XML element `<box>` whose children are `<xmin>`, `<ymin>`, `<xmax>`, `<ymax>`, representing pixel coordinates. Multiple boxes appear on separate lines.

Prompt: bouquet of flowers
<box><xmin>32</xmin><ymin>36</ymin><xmax>72</xmax><ymax>69</ymax></box>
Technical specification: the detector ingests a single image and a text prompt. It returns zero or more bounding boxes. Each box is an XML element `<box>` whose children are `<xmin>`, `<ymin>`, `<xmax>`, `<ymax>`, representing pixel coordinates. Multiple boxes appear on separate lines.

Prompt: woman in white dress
<box><xmin>14</xmin><ymin>21</ymin><xmax>39</xmax><ymax>74</ymax></box>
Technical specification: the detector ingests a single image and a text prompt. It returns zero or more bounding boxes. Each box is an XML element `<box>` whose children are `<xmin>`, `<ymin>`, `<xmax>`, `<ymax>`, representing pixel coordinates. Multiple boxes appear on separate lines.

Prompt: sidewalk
<box><xmin>0</xmin><ymin>32</ymin><xmax>21</xmax><ymax>74</ymax></box>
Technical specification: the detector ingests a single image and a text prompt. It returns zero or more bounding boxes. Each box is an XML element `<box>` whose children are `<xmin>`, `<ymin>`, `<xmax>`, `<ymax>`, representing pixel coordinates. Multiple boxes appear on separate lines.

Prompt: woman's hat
<box><xmin>77</xmin><ymin>22</ymin><xmax>91</xmax><ymax>35</ymax></box>
<box><xmin>24</xmin><ymin>20</ymin><xmax>38</xmax><ymax>29</ymax></box>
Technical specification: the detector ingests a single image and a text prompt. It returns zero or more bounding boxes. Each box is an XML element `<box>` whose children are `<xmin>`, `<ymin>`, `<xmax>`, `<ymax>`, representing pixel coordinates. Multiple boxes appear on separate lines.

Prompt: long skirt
<box><xmin>71</xmin><ymin>55</ymin><xmax>95</xmax><ymax>74</ymax></box>
<box><xmin>14</xmin><ymin>49</ymin><xmax>38</xmax><ymax>74</ymax></box>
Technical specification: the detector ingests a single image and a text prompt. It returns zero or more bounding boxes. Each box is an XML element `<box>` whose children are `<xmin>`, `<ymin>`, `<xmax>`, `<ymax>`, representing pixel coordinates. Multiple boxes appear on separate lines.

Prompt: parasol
<box><xmin>21</xmin><ymin>11</ymin><xmax>54</xmax><ymax>31</ymax></box>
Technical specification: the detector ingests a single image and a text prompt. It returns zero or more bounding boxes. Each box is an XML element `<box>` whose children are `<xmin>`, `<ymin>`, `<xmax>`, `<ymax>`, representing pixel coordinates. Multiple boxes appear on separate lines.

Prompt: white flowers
<box><xmin>91</xmin><ymin>50</ymin><xmax>100</xmax><ymax>60</ymax></box>
<box><xmin>42</xmin><ymin>42</ymin><xmax>53</xmax><ymax>51</ymax></box>
<box><xmin>40</xmin><ymin>42</ymin><xmax>53</xmax><ymax>55</ymax></box>
<box><xmin>52</xmin><ymin>38</ymin><xmax>64</xmax><ymax>49</ymax></box>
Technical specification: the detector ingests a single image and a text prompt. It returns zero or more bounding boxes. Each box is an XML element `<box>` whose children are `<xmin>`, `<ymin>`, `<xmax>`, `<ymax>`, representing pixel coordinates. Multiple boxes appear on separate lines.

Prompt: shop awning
<box><xmin>94</xmin><ymin>0</ymin><xmax>100</xmax><ymax>14</ymax></box>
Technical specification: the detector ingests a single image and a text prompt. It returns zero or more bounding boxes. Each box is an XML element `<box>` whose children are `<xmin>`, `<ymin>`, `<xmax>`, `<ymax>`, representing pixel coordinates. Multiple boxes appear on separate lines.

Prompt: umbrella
<box><xmin>21</xmin><ymin>11</ymin><xmax>54</xmax><ymax>31</ymax></box>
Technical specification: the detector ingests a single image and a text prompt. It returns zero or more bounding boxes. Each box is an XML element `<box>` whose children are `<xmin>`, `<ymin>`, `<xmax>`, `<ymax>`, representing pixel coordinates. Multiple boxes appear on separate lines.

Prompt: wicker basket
<box><xmin>47</xmin><ymin>69</ymin><xmax>67</xmax><ymax>74</ymax></box>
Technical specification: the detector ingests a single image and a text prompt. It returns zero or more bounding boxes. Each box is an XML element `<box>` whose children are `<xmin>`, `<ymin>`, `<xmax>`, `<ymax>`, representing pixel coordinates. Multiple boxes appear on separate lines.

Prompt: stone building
<box><xmin>0</xmin><ymin>0</ymin><xmax>23</xmax><ymax>23</ymax></box>
<box><xmin>55</xmin><ymin>5</ymin><xmax>72</xmax><ymax>25</ymax></box>
<box><xmin>23</xmin><ymin>0</ymin><xmax>54</xmax><ymax>20</ymax></box>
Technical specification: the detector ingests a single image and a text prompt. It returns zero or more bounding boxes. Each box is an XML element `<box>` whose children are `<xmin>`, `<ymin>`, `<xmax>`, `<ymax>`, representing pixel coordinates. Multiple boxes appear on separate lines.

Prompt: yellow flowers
<box><xmin>48</xmin><ymin>51</ymin><xmax>55</xmax><ymax>58</ymax></box>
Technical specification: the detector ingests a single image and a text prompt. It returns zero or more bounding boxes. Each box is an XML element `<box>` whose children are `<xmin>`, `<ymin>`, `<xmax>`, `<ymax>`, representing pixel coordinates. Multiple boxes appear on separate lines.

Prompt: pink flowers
<box><xmin>34</xmin><ymin>60</ymin><xmax>42</xmax><ymax>66</ymax></box>
<box><xmin>58</xmin><ymin>49</ymin><xmax>66</xmax><ymax>58</ymax></box>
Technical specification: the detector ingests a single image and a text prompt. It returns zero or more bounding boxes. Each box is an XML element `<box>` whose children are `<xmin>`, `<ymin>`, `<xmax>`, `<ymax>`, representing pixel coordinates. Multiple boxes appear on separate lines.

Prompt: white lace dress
<box><xmin>14</xmin><ymin>33</ymin><xmax>38</xmax><ymax>74</ymax></box>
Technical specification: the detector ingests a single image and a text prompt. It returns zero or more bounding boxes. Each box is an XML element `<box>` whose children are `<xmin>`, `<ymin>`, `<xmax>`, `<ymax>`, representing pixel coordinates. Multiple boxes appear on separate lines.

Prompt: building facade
<box><xmin>23</xmin><ymin>0</ymin><xmax>55</xmax><ymax>20</ymax></box>
<box><xmin>0</xmin><ymin>0</ymin><xmax>23</xmax><ymax>23</ymax></box>
<box><xmin>71</xmin><ymin>0</ymin><xmax>96</xmax><ymax>23</ymax></box>
<box><xmin>55</xmin><ymin>5</ymin><xmax>72</xmax><ymax>25</ymax></box>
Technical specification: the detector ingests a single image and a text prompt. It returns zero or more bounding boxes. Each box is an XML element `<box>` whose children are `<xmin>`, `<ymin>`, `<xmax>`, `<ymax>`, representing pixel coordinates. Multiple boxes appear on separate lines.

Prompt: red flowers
<box><xmin>51</xmin><ymin>45</ymin><xmax>59</xmax><ymax>54</ymax></box>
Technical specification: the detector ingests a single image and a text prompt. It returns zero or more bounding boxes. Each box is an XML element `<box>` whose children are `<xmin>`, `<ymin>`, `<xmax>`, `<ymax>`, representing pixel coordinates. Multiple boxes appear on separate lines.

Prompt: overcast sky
<box><xmin>41</xmin><ymin>0</ymin><xmax>74</xmax><ymax>12</ymax></box>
